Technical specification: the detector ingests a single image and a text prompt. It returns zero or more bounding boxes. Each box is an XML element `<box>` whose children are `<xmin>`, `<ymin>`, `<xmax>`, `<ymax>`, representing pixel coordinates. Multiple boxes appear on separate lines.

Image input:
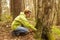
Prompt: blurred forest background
<box><xmin>0</xmin><ymin>0</ymin><xmax>60</xmax><ymax>40</ymax></box>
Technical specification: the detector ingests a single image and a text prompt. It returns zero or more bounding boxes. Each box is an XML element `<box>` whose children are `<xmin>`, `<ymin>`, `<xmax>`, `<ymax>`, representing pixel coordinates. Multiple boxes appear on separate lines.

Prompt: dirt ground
<box><xmin>0</xmin><ymin>22</ymin><xmax>35</xmax><ymax>40</ymax></box>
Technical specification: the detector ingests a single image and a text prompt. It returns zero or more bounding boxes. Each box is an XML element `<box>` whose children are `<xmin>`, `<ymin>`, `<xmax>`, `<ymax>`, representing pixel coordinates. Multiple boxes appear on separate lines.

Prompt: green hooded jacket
<box><xmin>11</xmin><ymin>12</ymin><xmax>37</xmax><ymax>31</ymax></box>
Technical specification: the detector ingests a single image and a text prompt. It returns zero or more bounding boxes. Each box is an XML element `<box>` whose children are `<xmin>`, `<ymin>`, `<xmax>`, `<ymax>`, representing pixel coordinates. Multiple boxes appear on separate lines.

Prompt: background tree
<box><xmin>0</xmin><ymin>0</ymin><xmax>2</xmax><ymax>21</ymax></box>
<box><xmin>33</xmin><ymin>0</ymin><xmax>38</xmax><ymax>19</ymax></box>
<box><xmin>1</xmin><ymin>0</ymin><xmax>12</xmax><ymax>22</ymax></box>
<box><xmin>57</xmin><ymin>0</ymin><xmax>60</xmax><ymax>26</ymax></box>
<box><xmin>10</xmin><ymin>0</ymin><xmax>25</xmax><ymax>19</ymax></box>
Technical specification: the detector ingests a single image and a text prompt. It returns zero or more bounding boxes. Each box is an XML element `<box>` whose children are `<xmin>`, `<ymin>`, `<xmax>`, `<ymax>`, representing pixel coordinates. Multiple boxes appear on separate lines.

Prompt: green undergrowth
<box><xmin>52</xmin><ymin>25</ymin><xmax>60</xmax><ymax>36</ymax></box>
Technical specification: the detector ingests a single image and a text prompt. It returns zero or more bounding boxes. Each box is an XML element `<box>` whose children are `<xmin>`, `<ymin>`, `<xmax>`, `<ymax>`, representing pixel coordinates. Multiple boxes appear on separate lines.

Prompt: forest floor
<box><xmin>0</xmin><ymin>21</ymin><xmax>35</xmax><ymax>40</ymax></box>
<box><xmin>0</xmin><ymin>21</ymin><xmax>60</xmax><ymax>40</ymax></box>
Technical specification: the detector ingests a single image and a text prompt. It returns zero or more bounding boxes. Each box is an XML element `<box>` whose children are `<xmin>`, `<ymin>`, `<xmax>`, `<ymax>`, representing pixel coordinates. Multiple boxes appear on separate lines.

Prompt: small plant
<box><xmin>1</xmin><ymin>13</ymin><xmax>13</xmax><ymax>22</ymax></box>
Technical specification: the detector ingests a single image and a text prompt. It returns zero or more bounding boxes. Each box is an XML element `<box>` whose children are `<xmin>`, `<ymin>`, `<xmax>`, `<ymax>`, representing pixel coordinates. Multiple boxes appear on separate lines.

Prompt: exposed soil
<box><xmin>0</xmin><ymin>22</ymin><xmax>35</xmax><ymax>40</ymax></box>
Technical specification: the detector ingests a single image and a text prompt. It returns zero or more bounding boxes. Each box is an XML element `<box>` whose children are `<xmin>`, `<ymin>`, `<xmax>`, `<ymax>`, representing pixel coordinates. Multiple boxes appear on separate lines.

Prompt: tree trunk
<box><xmin>10</xmin><ymin>0</ymin><xmax>24</xmax><ymax>19</ymax></box>
<box><xmin>35</xmin><ymin>0</ymin><xmax>58</xmax><ymax>40</ymax></box>
<box><xmin>57</xmin><ymin>0</ymin><xmax>60</xmax><ymax>26</ymax></box>
<box><xmin>33</xmin><ymin>0</ymin><xmax>38</xmax><ymax>19</ymax></box>
<box><xmin>0</xmin><ymin>0</ymin><xmax>2</xmax><ymax>21</ymax></box>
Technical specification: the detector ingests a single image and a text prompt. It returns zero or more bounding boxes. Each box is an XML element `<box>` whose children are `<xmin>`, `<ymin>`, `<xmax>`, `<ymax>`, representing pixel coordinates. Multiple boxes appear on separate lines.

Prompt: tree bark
<box><xmin>35</xmin><ymin>0</ymin><xmax>58</xmax><ymax>40</ymax></box>
<box><xmin>57</xmin><ymin>0</ymin><xmax>60</xmax><ymax>26</ymax></box>
<box><xmin>10</xmin><ymin>0</ymin><xmax>24</xmax><ymax>19</ymax></box>
<box><xmin>0</xmin><ymin>0</ymin><xmax>2</xmax><ymax>21</ymax></box>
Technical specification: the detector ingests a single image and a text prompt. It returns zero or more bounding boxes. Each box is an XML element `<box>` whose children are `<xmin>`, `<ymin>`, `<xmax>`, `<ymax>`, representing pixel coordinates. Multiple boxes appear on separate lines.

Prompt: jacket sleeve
<box><xmin>15</xmin><ymin>16</ymin><xmax>37</xmax><ymax>31</ymax></box>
